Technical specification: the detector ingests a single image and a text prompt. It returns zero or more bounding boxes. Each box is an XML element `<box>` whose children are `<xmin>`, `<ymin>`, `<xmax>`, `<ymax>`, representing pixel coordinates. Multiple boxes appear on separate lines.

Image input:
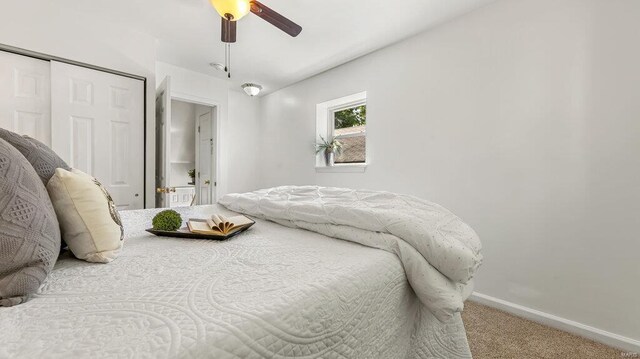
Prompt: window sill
<box><xmin>315</xmin><ymin>164</ymin><xmax>367</xmax><ymax>173</ymax></box>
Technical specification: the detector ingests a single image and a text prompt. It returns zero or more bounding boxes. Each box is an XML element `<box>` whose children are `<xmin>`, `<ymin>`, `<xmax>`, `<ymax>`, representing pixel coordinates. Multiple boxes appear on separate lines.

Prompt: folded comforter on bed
<box><xmin>219</xmin><ymin>186</ymin><xmax>483</xmax><ymax>321</ymax></box>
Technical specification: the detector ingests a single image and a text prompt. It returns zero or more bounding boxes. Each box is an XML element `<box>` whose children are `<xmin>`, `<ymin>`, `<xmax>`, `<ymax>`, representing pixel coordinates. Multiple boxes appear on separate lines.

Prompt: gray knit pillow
<box><xmin>0</xmin><ymin>138</ymin><xmax>61</xmax><ymax>306</ymax></box>
<box><xmin>0</xmin><ymin>128</ymin><xmax>71</xmax><ymax>185</ymax></box>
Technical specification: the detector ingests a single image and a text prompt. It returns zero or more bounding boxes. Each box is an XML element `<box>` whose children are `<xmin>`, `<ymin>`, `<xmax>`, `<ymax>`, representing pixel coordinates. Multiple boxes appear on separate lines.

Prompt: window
<box><xmin>332</xmin><ymin>104</ymin><xmax>366</xmax><ymax>164</ymax></box>
<box><xmin>316</xmin><ymin>92</ymin><xmax>367</xmax><ymax>172</ymax></box>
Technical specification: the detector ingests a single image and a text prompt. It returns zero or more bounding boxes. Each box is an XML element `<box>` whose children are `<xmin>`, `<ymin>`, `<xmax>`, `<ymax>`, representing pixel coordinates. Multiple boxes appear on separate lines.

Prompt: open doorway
<box><xmin>155</xmin><ymin>77</ymin><xmax>218</xmax><ymax>208</ymax></box>
<box><xmin>169</xmin><ymin>100</ymin><xmax>216</xmax><ymax>207</ymax></box>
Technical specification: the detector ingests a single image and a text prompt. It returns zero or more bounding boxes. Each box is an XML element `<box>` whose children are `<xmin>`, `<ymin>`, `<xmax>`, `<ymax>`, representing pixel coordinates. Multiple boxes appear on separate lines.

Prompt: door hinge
<box><xmin>214</xmin><ymin>182</ymin><xmax>217</xmax><ymax>186</ymax></box>
<box><xmin>198</xmin><ymin>126</ymin><xmax>200</xmax><ymax>133</ymax></box>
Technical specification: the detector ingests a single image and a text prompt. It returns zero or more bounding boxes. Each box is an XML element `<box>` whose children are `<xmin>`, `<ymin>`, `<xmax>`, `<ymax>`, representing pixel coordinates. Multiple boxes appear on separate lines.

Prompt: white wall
<box><xmin>226</xmin><ymin>90</ymin><xmax>262</xmax><ymax>194</ymax></box>
<box><xmin>156</xmin><ymin>62</ymin><xmax>262</xmax><ymax>198</ymax></box>
<box><xmin>0</xmin><ymin>0</ymin><xmax>157</xmax><ymax>207</ymax></box>
<box><xmin>257</xmin><ymin>0</ymin><xmax>640</xmax><ymax>344</ymax></box>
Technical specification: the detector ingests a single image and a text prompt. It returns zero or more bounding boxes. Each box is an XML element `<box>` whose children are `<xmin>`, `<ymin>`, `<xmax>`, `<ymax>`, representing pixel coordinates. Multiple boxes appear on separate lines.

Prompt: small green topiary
<box><xmin>152</xmin><ymin>210</ymin><xmax>182</xmax><ymax>231</ymax></box>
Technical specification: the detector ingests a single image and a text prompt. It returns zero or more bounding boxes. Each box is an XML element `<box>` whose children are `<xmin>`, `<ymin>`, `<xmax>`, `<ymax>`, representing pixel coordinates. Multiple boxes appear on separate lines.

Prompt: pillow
<box><xmin>0</xmin><ymin>128</ymin><xmax>71</xmax><ymax>185</ymax></box>
<box><xmin>0</xmin><ymin>138</ymin><xmax>61</xmax><ymax>306</ymax></box>
<box><xmin>46</xmin><ymin>168</ymin><xmax>124</xmax><ymax>263</ymax></box>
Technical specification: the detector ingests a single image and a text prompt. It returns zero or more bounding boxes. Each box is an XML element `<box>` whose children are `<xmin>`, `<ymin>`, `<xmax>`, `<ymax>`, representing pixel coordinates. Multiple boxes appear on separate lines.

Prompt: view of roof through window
<box><xmin>333</xmin><ymin>105</ymin><xmax>366</xmax><ymax>164</ymax></box>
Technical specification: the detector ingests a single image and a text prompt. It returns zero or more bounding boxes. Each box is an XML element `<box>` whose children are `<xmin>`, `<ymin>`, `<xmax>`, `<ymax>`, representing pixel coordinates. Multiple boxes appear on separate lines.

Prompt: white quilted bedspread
<box><xmin>220</xmin><ymin>186</ymin><xmax>482</xmax><ymax>321</ymax></box>
<box><xmin>0</xmin><ymin>205</ymin><xmax>472</xmax><ymax>359</ymax></box>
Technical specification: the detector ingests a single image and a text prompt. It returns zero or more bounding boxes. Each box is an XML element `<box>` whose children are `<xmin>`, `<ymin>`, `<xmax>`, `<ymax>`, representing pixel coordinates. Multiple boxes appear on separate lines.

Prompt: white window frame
<box><xmin>315</xmin><ymin>91</ymin><xmax>367</xmax><ymax>172</ymax></box>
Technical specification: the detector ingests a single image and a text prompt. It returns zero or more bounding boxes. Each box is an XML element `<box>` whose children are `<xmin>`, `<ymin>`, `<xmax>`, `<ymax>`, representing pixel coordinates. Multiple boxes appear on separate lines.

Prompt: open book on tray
<box><xmin>187</xmin><ymin>214</ymin><xmax>254</xmax><ymax>236</ymax></box>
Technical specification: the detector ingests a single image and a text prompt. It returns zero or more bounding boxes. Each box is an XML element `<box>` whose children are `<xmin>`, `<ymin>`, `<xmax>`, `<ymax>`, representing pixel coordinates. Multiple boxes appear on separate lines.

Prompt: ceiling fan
<box><xmin>209</xmin><ymin>0</ymin><xmax>302</xmax><ymax>78</ymax></box>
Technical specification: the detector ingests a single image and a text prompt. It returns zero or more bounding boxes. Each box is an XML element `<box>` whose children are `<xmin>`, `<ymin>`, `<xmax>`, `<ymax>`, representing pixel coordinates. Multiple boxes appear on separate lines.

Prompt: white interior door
<box><xmin>0</xmin><ymin>51</ymin><xmax>51</xmax><ymax>145</ymax></box>
<box><xmin>195</xmin><ymin>105</ymin><xmax>215</xmax><ymax>205</ymax></box>
<box><xmin>51</xmin><ymin>61</ymin><xmax>144</xmax><ymax>210</ymax></box>
<box><xmin>155</xmin><ymin>77</ymin><xmax>172</xmax><ymax>208</ymax></box>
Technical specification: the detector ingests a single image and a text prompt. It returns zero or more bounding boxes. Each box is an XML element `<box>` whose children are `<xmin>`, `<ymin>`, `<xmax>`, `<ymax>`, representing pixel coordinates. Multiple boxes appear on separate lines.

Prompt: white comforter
<box><xmin>220</xmin><ymin>186</ymin><xmax>483</xmax><ymax>321</ymax></box>
<box><xmin>0</xmin><ymin>205</ymin><xmax>472</xmax><ymax>358</ymax></box>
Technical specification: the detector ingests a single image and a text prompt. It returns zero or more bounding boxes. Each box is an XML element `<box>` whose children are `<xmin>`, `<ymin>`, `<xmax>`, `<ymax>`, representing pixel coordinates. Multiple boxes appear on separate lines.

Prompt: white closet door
<box><xmin>51</xmin><ymin>61</ymin><xmax>144</xmax><ymax>210</ymax></box>
<box><xmin>0</xmin><ymin>51</ymin><xmax>51</xmax><ymax>145</ymax></box>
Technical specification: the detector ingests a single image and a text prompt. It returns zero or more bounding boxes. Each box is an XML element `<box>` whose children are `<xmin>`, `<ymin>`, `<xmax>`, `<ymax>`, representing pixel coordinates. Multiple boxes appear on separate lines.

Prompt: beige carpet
<box><xmin>462</xmin><ymin>301</ymin><xmax>622</xmax><ymax>359</ymax></box>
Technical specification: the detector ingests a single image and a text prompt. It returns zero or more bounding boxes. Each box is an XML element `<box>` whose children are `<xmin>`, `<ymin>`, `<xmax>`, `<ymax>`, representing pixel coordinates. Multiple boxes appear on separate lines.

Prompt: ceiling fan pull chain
<box><xmin>227</xmin><ymin>43</ymin><xmax>231</xmax><ymax>78</ymax></box>
<box><xmin>224</xmin><ymin>42</ymin><xmax>230</xmax><ymax>78</ymax></box>
<box><xmin>224</xmin><ymin>43</ymin><xmax>228</xmax><ymax>73</ymax></box>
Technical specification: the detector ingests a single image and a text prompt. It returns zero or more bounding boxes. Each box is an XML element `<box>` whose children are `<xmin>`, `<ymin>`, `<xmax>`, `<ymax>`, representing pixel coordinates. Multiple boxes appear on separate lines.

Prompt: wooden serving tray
<box><xmin>145</xmin><ymin>219</ymin><xmax>254</xmax><ymax>240</ymax></box>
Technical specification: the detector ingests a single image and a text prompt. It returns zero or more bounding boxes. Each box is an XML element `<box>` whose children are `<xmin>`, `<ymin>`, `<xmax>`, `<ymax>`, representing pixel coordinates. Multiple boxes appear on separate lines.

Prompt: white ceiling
<box><xmin>66</xmin><ymin>0</ymin><xmax>495</xmax><ymax>94</ymax></box>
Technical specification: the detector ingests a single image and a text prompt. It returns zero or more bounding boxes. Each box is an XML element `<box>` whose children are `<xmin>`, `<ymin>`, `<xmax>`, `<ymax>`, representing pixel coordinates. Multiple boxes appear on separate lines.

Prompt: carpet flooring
<box><xmin>462</xmin><ymin>301</ymin><xmax>623</xmax><ymax>358</ymax></box>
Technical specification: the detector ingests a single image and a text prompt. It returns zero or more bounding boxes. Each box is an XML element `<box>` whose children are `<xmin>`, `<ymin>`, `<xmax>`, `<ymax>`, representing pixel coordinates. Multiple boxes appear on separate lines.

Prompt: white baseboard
<box><xmin>469</xmin><ymin>292</ymin><xmax>640</xmax><ymax>353</ymax></box>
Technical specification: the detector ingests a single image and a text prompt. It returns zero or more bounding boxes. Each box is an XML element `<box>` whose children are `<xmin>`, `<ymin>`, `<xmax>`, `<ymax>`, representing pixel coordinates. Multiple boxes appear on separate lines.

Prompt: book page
<box><xmin>188</xmin><ymin>220</ymin><xmax>223</xmax><ymax>234</ymax></box>
<box><xmin>188</xmin><ymin>215</ymin><xmax>253</xmax><ymax>236</ymax></box>
<box><xmin>210</xmin><ymin>214</ymin><xmax>234</xmax><ymax>234</ymax></box>
<box><xmin>228</xmin><ymin>215</ymin><xmax>253</xmax><ymax>230</ymax></box>
<box><xmin>206</xmin><ymin>217</ymin><xmax>217</xmax><ymax>231</ymax></box>
<box><xmin>211</xmin><ymin>214</ymin><xmax>221</xmax><ymax>226</ymax></box>
<box><xmin>223</xmin><ymin>216</ymin><xmax>234</xmax><ymax>233</ymax></box>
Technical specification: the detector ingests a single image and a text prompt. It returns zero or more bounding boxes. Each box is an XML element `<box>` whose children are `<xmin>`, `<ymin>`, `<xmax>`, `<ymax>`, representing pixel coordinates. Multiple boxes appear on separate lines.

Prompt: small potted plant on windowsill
<box><xmin>315</xmin><ymin>136</ymin><xmax>342</xmax><ymax>166</ymax></box>
<box><xmin>187</xmin><ymin>169</ymin><xmax>196</xmax><ymax>185</ymax></box>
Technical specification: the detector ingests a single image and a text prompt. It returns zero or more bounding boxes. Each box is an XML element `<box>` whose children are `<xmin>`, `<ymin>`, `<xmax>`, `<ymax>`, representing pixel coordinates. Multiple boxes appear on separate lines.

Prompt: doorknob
<box><xmin>204</xmin><ymin>180</ymin><xmax>211</xmax><ymax>185</ymax></box>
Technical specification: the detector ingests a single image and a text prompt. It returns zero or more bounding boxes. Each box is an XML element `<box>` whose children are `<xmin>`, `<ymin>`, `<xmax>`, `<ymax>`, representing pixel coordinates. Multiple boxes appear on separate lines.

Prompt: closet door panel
<box><xmin>0</xmin><ymin>51</ymin><xmax>51</xmax><ymax>145</ymax></box>
<box><xmin>51</xmin><ymin>61</ymin><xmax>144</xmax><ymax>210</ymax></box>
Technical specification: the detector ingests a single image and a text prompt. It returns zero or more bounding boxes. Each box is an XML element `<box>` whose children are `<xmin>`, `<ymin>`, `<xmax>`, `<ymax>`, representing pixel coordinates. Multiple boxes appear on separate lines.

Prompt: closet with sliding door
<box><xmin>0</xmin><ymin>50</ymin><xmax>145</xmax><ymax>209</ymax></box>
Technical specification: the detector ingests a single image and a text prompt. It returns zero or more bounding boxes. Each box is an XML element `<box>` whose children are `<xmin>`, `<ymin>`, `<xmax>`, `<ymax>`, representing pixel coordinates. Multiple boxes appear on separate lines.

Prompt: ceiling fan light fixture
<box><xmin>242</xmin><ymin>83</ymin><xmax>263</xmax><ymax>97</ymax></box>
<box><xmin>210</xmin><ymin>0</ymin><xmax>251</xmax><ymax>20</ymax></box>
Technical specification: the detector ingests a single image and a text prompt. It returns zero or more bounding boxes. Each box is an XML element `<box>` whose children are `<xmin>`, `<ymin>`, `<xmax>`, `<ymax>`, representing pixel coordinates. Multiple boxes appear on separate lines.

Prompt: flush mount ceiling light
<box><xmin>209</xmin><ymin>0</ymin><xmax>302</xmax><ymax>79</ymax></box>
<box><xmin>242</xmin><ymin>83</ymin><xmax>262</xmax><ymax>97</ymax></box>
<box><xmin>209</xmin><ymin>62</ymin><xmax>226</xmax><ymax>71</ymax></box>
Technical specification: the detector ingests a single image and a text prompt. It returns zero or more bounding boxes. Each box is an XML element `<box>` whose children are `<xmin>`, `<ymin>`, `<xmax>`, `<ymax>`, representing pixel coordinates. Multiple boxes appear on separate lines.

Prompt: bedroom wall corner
<box><xmin>255</xmin><ymin>0</ymin><xmax>640</xmax><ymax>344</ymax></box>
<box><xmin>226</xmin><ymin>89</ymin><xmax>263</xmax><ymax>194</ymax></box>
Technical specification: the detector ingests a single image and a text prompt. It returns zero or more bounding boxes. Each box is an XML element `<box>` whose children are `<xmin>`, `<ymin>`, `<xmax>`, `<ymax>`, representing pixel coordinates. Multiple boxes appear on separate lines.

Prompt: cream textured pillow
<box><xmin>46</xmin><ymin>168</ymin><xmax>124</xmax><ymax>263</ymax></box>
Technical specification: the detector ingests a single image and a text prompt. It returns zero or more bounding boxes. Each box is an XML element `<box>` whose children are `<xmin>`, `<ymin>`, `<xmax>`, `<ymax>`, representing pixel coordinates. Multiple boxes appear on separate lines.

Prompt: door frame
<box><xmin>170</xmin><ymin>92</ymin><xmax>221</xmax><ymax>204</ymax></box>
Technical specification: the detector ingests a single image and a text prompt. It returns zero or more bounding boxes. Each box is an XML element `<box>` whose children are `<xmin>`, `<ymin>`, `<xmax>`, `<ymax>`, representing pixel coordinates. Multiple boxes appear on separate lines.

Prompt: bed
<box><xmin>0</xmin><ymin>191</ymin><xmax>478</xmax><ymax>358</ymax></box>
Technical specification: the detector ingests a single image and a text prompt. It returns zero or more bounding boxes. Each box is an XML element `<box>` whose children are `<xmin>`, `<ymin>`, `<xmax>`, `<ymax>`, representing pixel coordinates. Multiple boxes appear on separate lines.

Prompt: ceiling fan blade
<box><xmin>250</xmin><ymin>0</ymin><xmax>302</xmax><ymax>37</ymax></box>
<box><xmin>221</xmin><ymin>16</ymin><xmax>237</xmax><ymax>43</ymax></box>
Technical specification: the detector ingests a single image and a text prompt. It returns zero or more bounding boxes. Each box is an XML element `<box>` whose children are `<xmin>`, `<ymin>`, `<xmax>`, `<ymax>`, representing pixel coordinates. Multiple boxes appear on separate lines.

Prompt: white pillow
<box><xmin>46</xmin><ymin>168</ymin><xmax>124</xmax><ymax>263</ymax></box>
